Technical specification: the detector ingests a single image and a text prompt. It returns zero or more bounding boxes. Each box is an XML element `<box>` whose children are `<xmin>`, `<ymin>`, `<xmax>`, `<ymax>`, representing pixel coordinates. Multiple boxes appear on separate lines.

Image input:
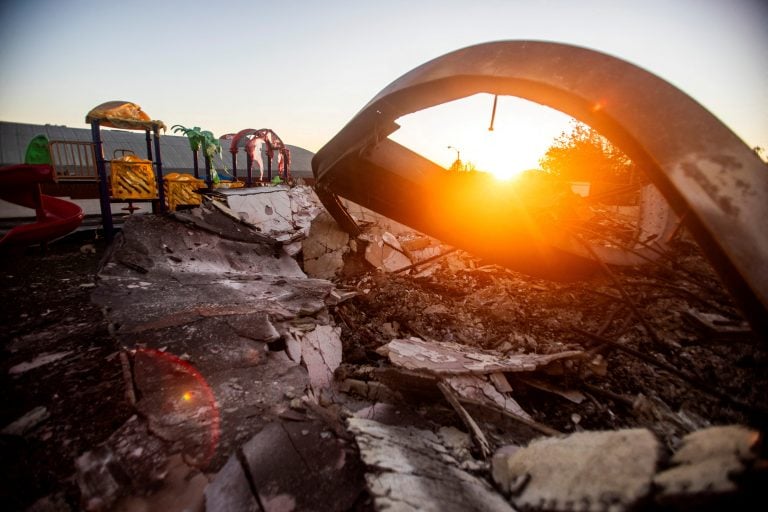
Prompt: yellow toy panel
<box><xmin>164</xmin><ymin>173</ymin><xmax>205</xmax><ymax>211</ymax></box>
<box><xmin>213</xmin><ymin>180</ymin><xmax>245</xmax><ymax>189</ymax></box>
<box><xmin>110</xmin><ymin>155</ymin><xmax>158</xmax><ymax>200</ymax></box>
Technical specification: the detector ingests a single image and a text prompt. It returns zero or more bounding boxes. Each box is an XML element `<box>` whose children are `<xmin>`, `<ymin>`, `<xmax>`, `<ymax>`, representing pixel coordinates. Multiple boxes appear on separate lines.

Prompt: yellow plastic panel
<box><xmin>110</xmin><ymin>155</ymin><xmax>157</xmax><ymax>200</ymax></box>
<box><xmin>164</xmin><ymin>173</ymin><xmax>205</xmax><ymax>211</ymax></box>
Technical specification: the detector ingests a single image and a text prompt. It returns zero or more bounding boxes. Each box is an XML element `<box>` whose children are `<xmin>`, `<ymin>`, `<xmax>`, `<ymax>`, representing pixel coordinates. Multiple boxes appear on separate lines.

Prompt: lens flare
<box><xmin>134</xmin><ymin>348</ymin><xmax>220</xmax><ymax>468</ymax></box>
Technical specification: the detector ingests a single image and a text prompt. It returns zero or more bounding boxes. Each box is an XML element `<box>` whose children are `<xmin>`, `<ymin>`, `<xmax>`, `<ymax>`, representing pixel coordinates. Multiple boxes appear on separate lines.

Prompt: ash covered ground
<box><xmin>1</xmin><ymin>208</ymin><xmax>766</xmax><ymax>510</ymax></box>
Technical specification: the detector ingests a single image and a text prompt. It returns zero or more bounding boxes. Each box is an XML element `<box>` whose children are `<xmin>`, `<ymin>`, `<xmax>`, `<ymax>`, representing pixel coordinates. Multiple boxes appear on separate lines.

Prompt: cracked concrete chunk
<box><xmin>75</xmin><ymin>415</ymin><xmax>170</xmax><ymax>511</ymax></box>
<box><xmin>302</xmin><ymin>211</ymin><xmax>350</xmax><ymax>279</ymax></box>
<box><xmin>653</xmin><ymin>425</ymin><xmax>760</xmax><ymax>504</ymax></box>
<box><xmin>225</xmin><ymin>312</ymin><xmax>281</xmax><ymax>343</ymax></box>
<box><xmin>298</xmin><ymin>324</ymin><xmax>343</xmax><ymax>391</ymax></box>
<box><xmin>364</xmin><ymin>231</ymin><xmax>412</xmax><ymax>272</ymax></box>
<box><xmin>239</xmin><ymin>421</ymin><xmax>366</xmax><ymax>512</ymax></box>
<box><xmin>223</xmin><ymin>188</ymin><xmax>295</xmax><ymax>236</ymax></box>
<box><xmin>492</xmin><ymin>429</ymin><xmax>660</xmax><ymax>512</ymax></box>
<box><xmin>446</xmin><ymin>374</ymin><xmax>532</xmax><ymax>420</ymax></box>
<box><xmin>1</xmin><ymin>406</ymin><xmax>49</xmax><ymax>436</ymax></box>
<box><xmin>8</xmin><ymin>351</ymin><xmax>74</xmax><ymax>375</ymax></box>
<box><xmin>348</xmin><ymin>417</ymin><xmax>514</xmax><ymax>512</ymax></box>
<box><xmin>383</xmin><ymin>337</ymin><xmax>582</xmax><ymax>375</ymax></box>
<box><xmin>671</xmin><ymin>425</ymin><xmax>760</xmax><ymax>464</ymax></box>
<box><xmin>213</xmin><ymin>186</ymin><xmax>325</xmax><ymax>244</ymax></box>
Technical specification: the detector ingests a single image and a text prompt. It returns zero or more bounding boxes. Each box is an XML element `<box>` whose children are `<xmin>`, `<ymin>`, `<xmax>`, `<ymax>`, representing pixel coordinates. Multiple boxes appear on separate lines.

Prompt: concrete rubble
<box><xmin>207</xmin><ymin>421</ymin><xmax>365</xmax><ymax>512</ymax></box>
<box><xmin>492</xmin><ymin>425</ymin><xmax>764</xmax><ymax>512</ymax></box>
<box><xmin>300</xmin><ymin>197</ymin><xmax>447</xmax><ymax>278</ymax></box>
<box><xmin>1</xmin><ymin>405</ymin><xmax>49</xmax><ymax>436</ymax></box>
<box><xmin>53</xmin><ymin>185</ymin><xmax>765</xmax><ymax>510</ymax></box>
<box><xmin>380</xmin><ymin>337</ymin><xmax>583</xmax><ymax>375</ymax></box>
<box><xmin>348</xmin><ymin>417</ymin><xmax>514</xmax><ymax>512</ymax></box>
<box><xmin>492</xmin><ymin>428</ymin><xmax>660</xmax><ymax>511</ymax></box>
<box><xmin>653</xmin><ymin>425</ymin><xmax>762</xmax><ymax>507</ymax></box>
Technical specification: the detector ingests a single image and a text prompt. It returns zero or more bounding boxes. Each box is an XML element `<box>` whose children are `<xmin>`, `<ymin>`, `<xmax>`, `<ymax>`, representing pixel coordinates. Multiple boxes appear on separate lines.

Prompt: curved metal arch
<box><xmin>312</xmin><ymin>40</ymin><xmax>768</xmax><ymax>333</ymax></box>
<box><xmin>229</xmin><ymin>128</ymin><xmax>287</xmax><ymax>152</ymax></box>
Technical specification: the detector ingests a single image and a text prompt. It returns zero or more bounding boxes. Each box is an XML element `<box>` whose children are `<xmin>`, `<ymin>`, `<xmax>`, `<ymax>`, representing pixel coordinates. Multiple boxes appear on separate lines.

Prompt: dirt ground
<box><xmin>1</xmin><ymin>224</ymin><xmax>766</xmax><ymax>510</ymax></box>
<box><xmin>0</xmin><ymin>232</ymin><xmax>132</xmax><ymax>511</ymax></box>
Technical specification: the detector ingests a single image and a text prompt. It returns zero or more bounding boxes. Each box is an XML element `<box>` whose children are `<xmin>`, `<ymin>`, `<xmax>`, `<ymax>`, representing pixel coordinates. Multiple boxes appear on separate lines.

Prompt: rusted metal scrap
<box><xmin>312</xmin><ymin>40</ymin><xmax>768</xmax><ymax>334</ymax></box>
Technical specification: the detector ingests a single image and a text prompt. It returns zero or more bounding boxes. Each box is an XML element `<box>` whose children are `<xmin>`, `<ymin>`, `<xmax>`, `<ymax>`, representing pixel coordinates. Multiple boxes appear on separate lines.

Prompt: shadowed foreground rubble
<box><xmin>1</xmin><ymin>186</ymin><xmax>766</xmax><ymax>511</ymax></box>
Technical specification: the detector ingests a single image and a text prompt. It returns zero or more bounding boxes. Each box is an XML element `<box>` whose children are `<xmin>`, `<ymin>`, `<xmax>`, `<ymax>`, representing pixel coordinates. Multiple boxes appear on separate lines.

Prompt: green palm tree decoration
<box><xmin>172</xmin><ymin>125</ymin><xmax>223</xmax><ymax>184</ymax></box>
<box><xmin>171</xmin><ymin>125</ymin><xmax>204</xmax><ymax>152</ymax></box>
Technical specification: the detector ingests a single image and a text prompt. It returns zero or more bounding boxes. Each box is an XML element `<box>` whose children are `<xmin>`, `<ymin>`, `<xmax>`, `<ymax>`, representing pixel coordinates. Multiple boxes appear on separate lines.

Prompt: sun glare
<box><xmin>390</xmin><ymin>94</ymin><xmax>575</xmax><ymax>180</ymax></box>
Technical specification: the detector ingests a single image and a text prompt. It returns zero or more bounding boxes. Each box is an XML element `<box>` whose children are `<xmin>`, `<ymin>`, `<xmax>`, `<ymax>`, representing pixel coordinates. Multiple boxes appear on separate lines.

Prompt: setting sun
<box><xmin>390</xmin><ymin>94</ymin><xmax>576</xmax><ymax>180</ymax></box>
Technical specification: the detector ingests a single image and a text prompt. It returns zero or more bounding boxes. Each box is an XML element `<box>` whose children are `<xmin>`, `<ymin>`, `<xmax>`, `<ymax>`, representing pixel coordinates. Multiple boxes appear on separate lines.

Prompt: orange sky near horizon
<box><xmin>391</xmin><ymin>94</ymin><xmax>578</xmax><ymax>179</ymax></box>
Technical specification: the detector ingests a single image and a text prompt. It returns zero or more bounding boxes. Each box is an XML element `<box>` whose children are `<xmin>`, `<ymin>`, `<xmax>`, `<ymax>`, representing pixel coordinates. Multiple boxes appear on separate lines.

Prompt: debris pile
<box><xmin>5</xmin><ymin>185</ymin><xmax>765</xmax><ymax>510</ymax></box>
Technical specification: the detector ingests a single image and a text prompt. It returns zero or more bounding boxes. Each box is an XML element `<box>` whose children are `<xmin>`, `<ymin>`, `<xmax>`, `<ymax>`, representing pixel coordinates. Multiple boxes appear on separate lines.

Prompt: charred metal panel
<box><xmin>312</xmin><ymin>41</ymin><xmax>768</xmax><ymax>333</ymax></box>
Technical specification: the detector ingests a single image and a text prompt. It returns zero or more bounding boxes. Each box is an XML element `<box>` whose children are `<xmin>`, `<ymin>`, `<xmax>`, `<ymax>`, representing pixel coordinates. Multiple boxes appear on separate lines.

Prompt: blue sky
<box><xmin>1</xmin><ymin>0</ymin><xmax>765</xmax><ymax>172</ymax></box>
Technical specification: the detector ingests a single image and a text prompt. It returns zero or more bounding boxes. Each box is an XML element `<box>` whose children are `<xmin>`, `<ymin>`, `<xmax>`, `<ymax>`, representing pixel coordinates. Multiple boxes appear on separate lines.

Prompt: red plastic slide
<box><xmin>0</xmin><ymin>164</ymin><xmax>84</xmax><ymax>247</ymax></box>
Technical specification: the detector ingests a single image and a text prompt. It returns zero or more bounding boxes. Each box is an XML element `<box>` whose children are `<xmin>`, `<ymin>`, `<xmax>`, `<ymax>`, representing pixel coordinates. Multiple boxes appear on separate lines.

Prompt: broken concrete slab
<box><xmin>446</xmin><ymin>374</ymin><xmax>532</xmax><ymax>421</ymax></box>
<box><xmin>8</xmin><ymin>351</ymin><xmax>74</xmax><ymax>375</ymax></box>
<box><xmin>492</xmin><ymin>428</ymin><xmax>660</xmax><ymax>512</ymax></box>
<box><xmin>237</xmin><ymin>421</ymin><xmax>366</xmax><ymax>511</ymax></box>
<box><xmin>363</xmin><ymin>229</ymin><xmax>412</xmax><ymax>272</ymax></box>
<box><xmin>215</xmin><ymin>186</ymin><xmax>325</xmax><ymax>243</ymax></box>
<box><xmin>172</xmin><ymin>200</ymin><xmax>278</xmax><ymax>247</ymax></box>
<box><xmin>100</xmin><ymin>214</ymin><xmax>306</xmax><ymax>280</ymax></box>
<box><xmin>348</xmin><ymin>417</ymin><xmax>513</xmax><ymax>512</ymax></box>
<box><xmin>341</xmin><ymin>198</ymin><xmax>415</xmax><ymax>236</ymax></box>
<box><xmin>92</xmin><ymin>213</ymin><xmax>342</xmax><ymax>470</ymax></box>
<box><xmin>75</xmin><ymin>415</ymin><xmax>170</xmax><ymax>511</ymax></box>
<box><xmin>1</xmin><ymin>406</ymin><xmax>49</xmax><ymax>436</ymax></box>
<box><xmin>297</xmin><ymin>324</ymin><xmax>343</xmax><ymax>392</ymax></box>
<box><xmin>382</xmin><ymin>337</ymin><xmax>583</xmax><ymax>375</ymax></box>
<box><xmin>205</xmin><ymin>451</ymin><xmax>261</xmax><ymax>512</ymax></box>
<box><xmin>218</xmin><ymin>187</ymin><xmax>296</xmax><ymax>237</ymax></box>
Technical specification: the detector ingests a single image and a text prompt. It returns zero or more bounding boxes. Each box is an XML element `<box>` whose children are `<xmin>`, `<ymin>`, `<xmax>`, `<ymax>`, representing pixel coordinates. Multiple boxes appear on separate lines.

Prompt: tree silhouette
<box><xmin>539</xmin><ymin>122</ymin><xmax>636</xmax><ymax>185</ymax></box>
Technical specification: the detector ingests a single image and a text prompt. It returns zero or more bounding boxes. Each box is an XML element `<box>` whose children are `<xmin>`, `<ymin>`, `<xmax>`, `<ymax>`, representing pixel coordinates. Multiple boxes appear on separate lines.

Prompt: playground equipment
<box><xmin>87</xmin><ymin>101</ymin><xmax>167</xmax><ymax>241</ymax></box>
<box><xmin>172</xmin><ymin>125</ymin><xmax>243</xmax><ymax>189</ymax></box>
<box><xmin>220</xmin><ymin>128</ymin><xmax>291</xmax><ymax>186</ymax></box>
<box><xmin>0</xmin><ymin>164</ymin><xmax>84</xmax><ymax>247</ymax></box>
<box><xmin>110</xmin><ymin>151</ymin><xmax>158</xmax><ymax>201</ymax></box>
<box><xmin>3</xmin><ymin>104</ymin><xmax>299</xmax><ymax>242</ymax></box>
<box><xmin>164</xmin><ymin>173</ymin><xmax>205</xmax><ymax>211</ymax></box>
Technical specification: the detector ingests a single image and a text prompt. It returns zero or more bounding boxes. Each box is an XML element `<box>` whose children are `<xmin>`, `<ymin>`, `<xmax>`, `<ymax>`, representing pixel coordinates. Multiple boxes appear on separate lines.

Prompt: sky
<box><xmin>0</xmin><ymin>0</ymin><xmax>766</xmax><ymax>176</ymax></box>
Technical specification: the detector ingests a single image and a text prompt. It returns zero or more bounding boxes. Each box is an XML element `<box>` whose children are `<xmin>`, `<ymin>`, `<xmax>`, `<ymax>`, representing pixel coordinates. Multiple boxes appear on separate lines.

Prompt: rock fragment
<box><xmin>492</xmin><ymin>429</ymin><xmax>660</xmax><ymax>511</ymax></box>
<box><xmin>654</xmin><ymin>425</ymin><xmax>761</xmax><ymax>506</ymax></box>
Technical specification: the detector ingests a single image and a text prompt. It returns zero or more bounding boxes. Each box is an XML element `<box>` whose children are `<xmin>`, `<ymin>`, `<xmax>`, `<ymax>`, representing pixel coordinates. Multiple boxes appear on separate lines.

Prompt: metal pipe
<box><xmin>90</xmin><ymin>120</ymin><xmax>114</xmax><ymax>241</ymax></box>
<box><xmin>145</xmin><ymin>129</ymin><xmax>153</xmax><ymax>161</ymax></box>
<box><xmin>246</xmin><ymin>153</ymin><xmax>253</xmax><ymax>187</ymax></box>
<box><xmin>152</xmin><ymin>125</ymin><xmax>166</xmax><ymax>212</ymax></box>
<box><xmin>488</xmin><ymin>94</ymin><xmax>498</xmax><ymax>131</ymax></box>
